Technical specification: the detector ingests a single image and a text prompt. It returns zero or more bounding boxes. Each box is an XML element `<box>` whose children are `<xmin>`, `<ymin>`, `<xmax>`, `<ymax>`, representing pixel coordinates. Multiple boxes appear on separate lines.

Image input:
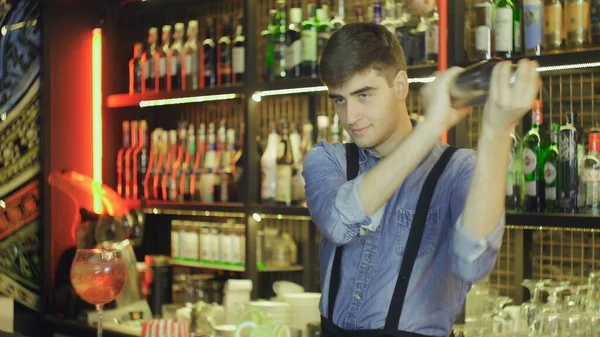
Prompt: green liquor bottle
<box><xmin>544</xmin><ymin>123</ymin><xmax>560</xmax><ymax>212</ymax></box>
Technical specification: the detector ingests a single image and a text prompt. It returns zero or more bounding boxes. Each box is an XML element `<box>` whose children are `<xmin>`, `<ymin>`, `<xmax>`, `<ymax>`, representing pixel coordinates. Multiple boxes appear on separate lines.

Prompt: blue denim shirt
<box><xmin>302</xmin><ymin>140</ymin><xmax>505</xmax><ymax>337</ymax></box>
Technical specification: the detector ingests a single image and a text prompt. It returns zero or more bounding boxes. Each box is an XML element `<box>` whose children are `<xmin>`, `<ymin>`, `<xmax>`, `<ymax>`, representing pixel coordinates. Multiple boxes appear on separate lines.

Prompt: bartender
<box><xmin>302</xmin><ymin>22</ymin><xmax>540</xmax><ymax>337</ymax></box>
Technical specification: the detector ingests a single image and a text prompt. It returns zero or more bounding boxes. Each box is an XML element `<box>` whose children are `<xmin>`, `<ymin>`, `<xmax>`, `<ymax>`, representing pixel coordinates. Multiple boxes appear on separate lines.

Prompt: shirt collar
<box><xmin>358</xmin><ymin>118</ymin><xmax>419</xmax><ymax>165</ymax></box>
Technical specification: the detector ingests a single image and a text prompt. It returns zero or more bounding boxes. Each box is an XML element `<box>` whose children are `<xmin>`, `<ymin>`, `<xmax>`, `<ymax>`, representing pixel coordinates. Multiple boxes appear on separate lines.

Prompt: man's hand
<box><xmin>420</xmin><ymin>67</ymin><xmax>471</xmax><ymax>131</ymax></box>
<box><xmin>482</xmin><ymin>59</ymin><xmax>541</xmax><ymax>136</ymax></box>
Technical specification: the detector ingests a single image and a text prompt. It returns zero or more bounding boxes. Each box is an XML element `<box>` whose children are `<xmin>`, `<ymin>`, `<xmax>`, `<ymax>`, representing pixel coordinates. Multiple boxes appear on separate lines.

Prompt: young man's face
<box><xmin>327</xmin><ymin>68</ymin><xmax>409</xmax><ymax>152</ymax></box>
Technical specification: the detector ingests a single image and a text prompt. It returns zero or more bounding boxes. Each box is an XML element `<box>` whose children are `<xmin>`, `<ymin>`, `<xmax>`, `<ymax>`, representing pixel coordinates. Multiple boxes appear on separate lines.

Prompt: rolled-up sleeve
<box><xmin>448</xmin><ymin>150</ymin><xmax>505</xmax><ymax>282</ymax></box>
<box><xmin>303</xmin><ymin>142</ymin><xmax>375</xmax><ymax>245</ymax></box>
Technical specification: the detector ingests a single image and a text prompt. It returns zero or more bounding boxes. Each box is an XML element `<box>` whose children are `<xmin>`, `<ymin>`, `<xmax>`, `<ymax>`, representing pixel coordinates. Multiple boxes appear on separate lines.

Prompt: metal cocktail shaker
<box><xmin>449</xmin><ymin>58</ymin><xmax>518</xmax><ymax>109</ymax></box>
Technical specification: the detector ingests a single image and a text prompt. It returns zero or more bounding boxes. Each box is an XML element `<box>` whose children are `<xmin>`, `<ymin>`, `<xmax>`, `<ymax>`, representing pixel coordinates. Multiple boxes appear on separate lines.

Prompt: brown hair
<box><xmin>319</xmin><ymin>22</ymin><xmax>407</xmax><ymax>89</ymax></box>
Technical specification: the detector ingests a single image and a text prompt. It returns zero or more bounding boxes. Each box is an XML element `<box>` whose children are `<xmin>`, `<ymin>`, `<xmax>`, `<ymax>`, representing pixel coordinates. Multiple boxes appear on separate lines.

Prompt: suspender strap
<box><xmin>384</xmin><ymin>146</ymin><xmax>459</xmax><ymax>330</ymax></box>
<box><xmin>327</xmin><ymin>143</ymin><xmax>360</xmax><ymax>320</ymax></box>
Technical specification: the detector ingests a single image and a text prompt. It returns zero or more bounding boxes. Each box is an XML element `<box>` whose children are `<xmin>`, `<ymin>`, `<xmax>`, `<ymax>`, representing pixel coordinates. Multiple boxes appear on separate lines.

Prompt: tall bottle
<box><xmin>203</xmin><ymin>18</ymin><xmax>218</xmax><ymax>87</ymax></box>
<box><xmin>559</xmin><ymin>111</ymin><xmax>579</xmax><ymax>212</ymax></box>
<box><xmin>285</xmin><ymin>8</ymin><xmax>303</xmax><ymax>78</ymax></box>
<box><xmin>543</xmin><ymin>0</ymin><xmax>563</xmax><ymax>51</ymax></box>
<box><xmin>317</xmin><ymin>8</ymin><xmax>333</xmax><ymax>62</ymax></box>
<box><xmin>117</xmin><ymin>121</ymin><xmax>130</xmax><ymax>197</ymax></box>
<box><xmin>129</xmin><ymin>43</ymin><xmax>143</xmax><ymax>94</ymax></box>
<box><xmin>261</xmin><ymin>122</ymin><xmax>279</xmax><ymax>203</ymax></box>
<box><xmin>274</xmin><ymin>0</ymin><xmax>288</xmax><ymax>79</ymax></box>
<box><xmin>275</xmin><ymin>120</ymin><xmax>295</xmax><ymax>206</ymax></box>
<box><xmin>506</xmin><ymin>124</ymin><xmax>524</xmax><ymax>210</ymax></box>
<box><xmin>473</xmin><ymin>0</ymin><xmax>494</xmax><ymax>60</ymax></box>
<box><xmin>301</xmin><ymin>0</ymin><xmax>318</xmax><ymax>78</ymax></box>
<box><xmin>182</xmin><ymin>20</ymin><xmax>200</xmax><ymax>91</ymax></box>
<box><xmin>168</xmin><ymin>23</ymin><xmax>185</xmax><ymax>91</ymax></box>
<box><xmin>143</xmin><ymin>28</ymin><xmax>158</xmax><ymax>93</ymax></box>
<box><xmin>232</xmin><ymin>15</ymin><xmax>246</xmax><ymax>83</ymax></box>
<box><xmin>156</xmin><ymin>26</ymin><xmax>169</xmax><ymax>92</ymax></box>
<box><xmin>191</xmin><ymin>123</ymin><xmax>206</xmax><ymax>201</ymax></box>
<box><xmin>218</xmin><ymin>16</ymin><xmax>233</xmax><ymax>86</ymax></box>
<box><xmin>544</xmin><ymin>123</ymin><xmax>560</xmax><ymax>212</ymax></box>
<box><xmin>180</xmin><ymin>124</ymin><xmax>196</xmax><ymax>201</ymax></box>
<box><xmin>425</xmin><ymin>6</ymin><xmax>439</xmax><ymax>63</ymax></box>
<box><xmin>201</xmin><ymin>123</ymin><xmax>217</xmax><ymax>203</ymax></box>
<box><xmin>330</xmin><ymin>0</ymin><xmax>346</xmax><ymax>30</ymax></box>
<box><xmin>523</xmin><ymin>100</ymin><xmax>546</xmax><ymax>212</ymax></box>
<box><xmin>494</xmin><ymin>0</ymin><xmax>521</xmax><ymax>59</ymax></box>
<box><xmin>125</xmin><ymin>121</ymin><xmax>139</xmax><ymax>200</ymax></box>
<box><xmin>523</xmin><ymin>0</ymin><xmax>543</xmax><ymax>56</ymax></box>
<box><xmin>582</xmin><ymin>132</ymin><xmax>600</xmax><ymax>214</ymax></box>
<box><xmin>565</xmin><ymin>0</ymin><xmax>591</xmax><ymax>48</ymax></box>
<box><xmin>135</xmin><ymin>120</ymin><xmax>149</xmax><ymax>201</ymax></box>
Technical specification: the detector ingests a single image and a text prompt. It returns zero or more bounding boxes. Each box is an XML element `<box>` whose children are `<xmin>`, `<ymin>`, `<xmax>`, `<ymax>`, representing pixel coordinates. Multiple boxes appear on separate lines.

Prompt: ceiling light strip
<box><xmin>139</xmin><ymin>93</ymin><xmax>239</xmax><ymax>108</ymax></box>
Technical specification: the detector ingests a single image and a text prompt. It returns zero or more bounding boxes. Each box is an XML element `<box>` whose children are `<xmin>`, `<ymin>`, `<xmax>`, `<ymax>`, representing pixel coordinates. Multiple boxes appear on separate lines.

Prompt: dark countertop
<box><xmin>44</xmin><ymin>315</ymin><xmax>134</xmax><ymax>337</ymax></box>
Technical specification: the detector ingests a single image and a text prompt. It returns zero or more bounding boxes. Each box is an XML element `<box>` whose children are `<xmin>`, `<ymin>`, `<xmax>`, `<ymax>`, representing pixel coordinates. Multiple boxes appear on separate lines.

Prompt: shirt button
<box><xmin>354</xmin><ymin>294</ymin><xmax>362</xmax><ymax>301</ymax></box>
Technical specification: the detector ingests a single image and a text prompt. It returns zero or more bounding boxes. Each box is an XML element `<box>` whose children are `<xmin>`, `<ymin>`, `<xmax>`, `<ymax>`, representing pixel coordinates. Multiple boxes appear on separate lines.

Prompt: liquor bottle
<box><xmin>261</xmin><ymin>122</ymin><xmax>279</xmax><ymax>203</ymax></box>
<box><xmin>129</xmin><ymin>43</ymin><xmax>143</xmax><ymax>94</ymax></box>
<box><xmin>135</xmin><ymin>120</ymin><xmax>149</xmax><ymax>201</ymax></box>
<box><xmin>381</xmin><ymin>0</ymin><xmax>397</xmax><ymax>34</ymax></box>
<box><xmin>172</xmin><ymin>123</ymin><xmax>187</xmax><ymax>201</ymax></box>
<box><xmin>506</xmin><ymin>124</ymin><xmax>524</xmax><ymax>210</ymax></box>
<box><xmin>543</xmin><ymin>0</ymin><xmax>563</xmax><ymax>51</ymax></box>
<box><xmin>330</xmin><ymin>0</ymin><xmax>346</xmax><ymax>30</ymax></box>
<box><xmin>274</xmin><ymin>0</ymin><xmax>288</xmax><ymax>79</ymax></box>
<box><xmin>201</xmin><ymin>123</ymin><xmax>217</xmax><ymax>203</ymax></box>
<box><xmin>425</xmin><ymin>6</ymin><xmax>439</xmax><ymax>63</ymax></box>
<box><xmin>301</xmin><ymin>0</ymin><xmax>318</xmax><ymax>78</ymax></box>
<box><xmin>565</xmin><ymin>0</ymin><xmax>591</xmax><ymax>48</ymax></box>
<box><xmin>473</xmin><ymin>0</ymin><xmax>494</xmax><ymax>60</ymax></box>
<box><xmin>180</xmin><ymin>124</ymin><xmax>195</xmax><ymax>201</ymax></box>
<box><xmin>234</xmin><ymin>122</ymin><xmax>246</xmax><ymax>202</ymax></box>
<box><xmin>317</xmin><ymin>114</ymin><xmax>330</xmax><ymax>142</ymax></box>
<box><xmin>523</xmin><ymin>100</ymin><xmax>546</xmax><ymax>212</ymax></box>
<box><xmin>232</xmin><ymin>15</ymin><xmax>246</xmax><ymax>83</ymax></box>
<box><xmin>153</xmin><ymin>129</ymin><xmax>168</xmax><ymax>200</ymax></box>
<box><xmin>182</xmin><ymin>20</ymin><xmax>200</xmax><ymax>91</ymax></box>
<box><xmin>331</xmin><ymin>114</ymin><xmax>341</xmax><ymax>143</ymax></box>
<box><xmin>494</xmin><ymin>0</ymin><xmax>520</xmax><ymax>59</ymax></box>
<box><xmin>290</xmin><ymin>123</ymin><xmax>304</xmax><ymax>205</ymax></box>
<box><xmin>161</xmin><ymin>130</ymin><xmax>178</xmax><ymax>201</ymax></box>
<box><xmin>373</xmin><ymin>1</ymin><xmax>383</xmax><ymax>24</ymax></box>
<box><xmin>168</xmin><ymin>23</ymin><xmax>184</xmax><ymax>91</ymax></box>
<box><xmin>203</xmin><ymin>18</ymin><xmax>218</xmax><ymax>87</ymax></box>
<box><xmin>117</xmin><ymin>121</ymin><xmax>130</xmax><ymax>197</ymax></box>
<box><xmin>317</xmin><ymin>8</ymin><xmax>333</xmax><ymax>61</ymax></box>
<box><xmin>125</xmin><ymin>121</ymin><xmax>139</xmax><ymax>200</ymax></box>
<box><xmin>523</xmin><ymin>0</ymin><xmax>543</xmax><ymax>56</ymax></box>
<box><xmin>355</xmin><ymin>4</ymin><xmax>365</xmax><ymax>22</ymax></box>
<box><xmin>582</xmin><ymin>132</ymin><xmax>600</xmax><ymax>214</ymax></box>
<box><xmin>559</xmin><ymin>112</ymin><xmax>579</xmax><ymax>212</ymax></box>
<box><xmin>213</xmin><ymin>120</ymin><xmax>227</xmax><ymax>202</ymax></box>
<box><xmin>285</xmin><ymin>8</ymin><xmax>303</xmax><ymax>78</ymax></box>
<box><xmin>593</xmin><ymin>0</ymin><xmax>600</xmax><ymax>44</ymax></box>
<box><xmin>191</xmin><ymin>123</ymin><xmax>206</xmax><ymax>201</ymax></box>
<box><xmin>143</xmin><ymin>28</ymin><xmax>158</xmax><ymax>93</ymax></box>
<box><xmin>275</xmin><ymin>120</ymin><xmax>295</xmax><ymax>206</ymax></box>
<box><xmin>544</xmin><ymin>123</ymin><xmax>560</xmax><ymax>212</ymax></box>
<box><xmin>156</xmin><ymin>26</ymin><xmax>169</xmax><ymax>92</ymax></box>
<box><xmin>223</xmin><ymin>128</ymin><xmax>238</xmax><ymax>202</ymax></box>
<box><xmin>218</xmin><ymin>16</ymin><xmax>233</xmax><ymax>85</ymax></box>
<box><xmin>143</xmin><ymin>128</ymin><xmax>162</xmax><ymax>200</ymax></box>
<box><xmin>410</xmin><ymin>16</ymin><xmax>428</xmax><ymax>65</ymax></box>
<box><xmin>264</xmin><ymin>10</ymin><xmax>278</xmax><ymax>81</ymax></box>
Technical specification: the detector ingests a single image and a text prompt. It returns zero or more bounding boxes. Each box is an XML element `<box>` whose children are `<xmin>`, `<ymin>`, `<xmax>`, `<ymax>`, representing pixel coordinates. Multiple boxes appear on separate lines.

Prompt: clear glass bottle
<box><xmin>523</xmin><ymin>0</ymin><xmax>543</xmax><ymax>56</ymax></box>
<box><xmin>494</xmin><ymin>0</ymin><xmax>521</xmax><ymax>58</ymax></box>
<box><xmin>182</xmin><ymin>20</ymin><xmax>200</xmax><ymax>91</ymax></box>
<box><xmin>473</xmin><ymin>0</ymin><xmax>494</xmax><ymax>60</ymax></box>
<box><xmin>582</xmin><ymin>132</ymin><xmax>600</xmax><ymax>214</ymax></box>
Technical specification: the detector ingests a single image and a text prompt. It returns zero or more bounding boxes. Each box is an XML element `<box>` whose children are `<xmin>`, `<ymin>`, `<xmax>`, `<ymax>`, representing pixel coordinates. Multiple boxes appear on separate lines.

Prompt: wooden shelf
<box><xmin>506</xmin><ymin>211</ymin><xmax>600</xmax><ymax>229</ymax></box>
<box><xmin>170</xmin><ymin>259</ymin><xmax>246</xmax><ymax>272</ymax></box>
<box><xmin>249</xmin><ymin>204</ymin><xmax>311</xmax><ymax>218</ymax></box>
<box><xmin>258</xmin><ymin>265</ymin><xmax>304</xmax><ymax>272</ymax></box>
<box><xmin>144</xmin><ymin>201</ymin><xmax>246</xmax><ymax>217</ymax></box>
<box><xmin>458</xmin><ymin>48</ymin><xmax>600</xmax><ymax>70</ymax></box>
<box><xmin>106</xmin><ymin>84</ymin><xmax>245</xmax><ymax>108</ymax></box>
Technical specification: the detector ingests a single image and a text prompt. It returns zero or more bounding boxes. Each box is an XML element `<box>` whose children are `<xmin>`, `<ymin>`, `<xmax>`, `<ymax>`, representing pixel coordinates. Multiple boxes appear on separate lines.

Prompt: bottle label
<box><xmin>544</xmin><ymin>3</ymin><xmax>563</xmax><ymax>46</ymax></box>
<box><xmin>523</xmin><ymin>148</ymin><xmax>537</xmax><ymax>174</ymax></box>
<box><xmin>544</xmin><ymin>161</ymin><xmax>557</xmax><ymax>184</ymax></box>
<box><xmin>275</xmin><ymin>165</ymin><xmax>292</xmax><ymax>203</ymax></box>
<box><xmin>285</xmin><ymin>40</ymin><xmax>302</xmax><ymax>69</ymax></box>
<box><xmin>426</xmin><ymin>24</ymin><xmax>439</xmax><ymax>55</ymax></box>
<box><xmin>301</xmin><ymin>30</ymin><xmax>318</xmax><ymax>62</ymax></box>
<box><xmin>159</xmin><ymin>56</ymin><xmax>167</xmax><ymax>77</ymax></box>
<box><xmin>184</xmin><ymin>54</ymin><xmax>192</xmax><ymax>75</ymax></box>
<box><xmin>514</xmin><ymin>20</ymin><xmax>521</xmax><ymax>51</ymax></box>
<box><xmin>524</xmin><ymin>3</ymin><xmax>543</xmax><ymax>50</ymax></box>
<box><xmin>220</xmin><ymin>45</ymin><xmax>232</xmax><ymax>75</ymax></box>
<box><xmin>232</xmin><ymin>47</ymin><xmax>245</xmax><ymax>73</ymax></box>
<box><xmin>566</xmin><ymin>1</ymin><xmax>590</xmax><ymax>32</ymax></box>
<box><xmin>495</xmin><ymin>7</ymin><xmax>514</xmax><ymax>52</ymax></box>
<box><xmin>582</xmin><ymin>168</ymin><xmax>600</xmax><ymax>183</ymax></box>
<box><xmin>545</xmin><ymin>187</ymin><xmax>557</xmax><ymax>200</ymax></box>
<box><xmin>525</xmin><ymin>180</ymin><xmax>537</xmax><ymax>196</ymax></box>
<box><xmin>475</xmin><ymin>26</ymin><xmax>491</xmax><ymax>52</ymax></box>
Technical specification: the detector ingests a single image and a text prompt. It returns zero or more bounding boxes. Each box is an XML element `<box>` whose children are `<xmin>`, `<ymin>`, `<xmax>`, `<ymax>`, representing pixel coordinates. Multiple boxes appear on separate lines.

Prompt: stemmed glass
<box><xmin>520</xmin><ymin>279</ymin><xmax>549</xmax><ymax>332</ymax></box>
<box><xmin>70</xmin><ymin>249</ymin><xmax>128</xmax><ymax>337</ymax></box>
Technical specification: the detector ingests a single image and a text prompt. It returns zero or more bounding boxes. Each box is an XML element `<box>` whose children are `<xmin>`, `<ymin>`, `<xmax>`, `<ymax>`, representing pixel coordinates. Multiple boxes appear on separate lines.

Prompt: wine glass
<box><xmin>70</xmin><ymin>249</ymin><xmax>128</xmax><ymax>337</ymax></box>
